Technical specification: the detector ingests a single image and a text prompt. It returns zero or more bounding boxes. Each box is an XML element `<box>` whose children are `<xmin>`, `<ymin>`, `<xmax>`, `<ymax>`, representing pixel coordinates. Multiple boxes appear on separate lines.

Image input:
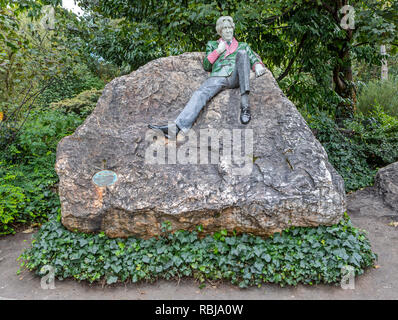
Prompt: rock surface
<box><xmin>347</xmin><ymin>186</ymin><xmax>397</xmax><ymax>218</ymax></box>
<box><xmin>375</xmin><ymin>162</ymin><xmax>398</xmax><ymax>212</ymax></box>
<box><xmin>55</xmin><ymin>52</ymin><xmax>346</xmax><ymax>238</ymax></box>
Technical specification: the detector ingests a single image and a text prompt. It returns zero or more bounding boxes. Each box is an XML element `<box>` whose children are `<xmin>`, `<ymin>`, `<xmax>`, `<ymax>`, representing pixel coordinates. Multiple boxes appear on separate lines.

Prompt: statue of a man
<box><xmin>148</xmin><ymin>16</ymin><xmax>266</xmax><ymax>139</ymax></box>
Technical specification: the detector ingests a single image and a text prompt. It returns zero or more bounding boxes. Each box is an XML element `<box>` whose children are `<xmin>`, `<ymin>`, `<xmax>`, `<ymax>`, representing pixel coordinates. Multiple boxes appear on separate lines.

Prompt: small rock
<box><xmin>375</xmin><ymin>162</ymin><xmax>398</xmax><ymax>212</ymax></box>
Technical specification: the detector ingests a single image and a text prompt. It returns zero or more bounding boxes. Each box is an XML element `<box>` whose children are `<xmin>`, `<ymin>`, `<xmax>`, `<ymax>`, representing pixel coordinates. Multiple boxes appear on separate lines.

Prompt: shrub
<box><xmin>303</xmin><ymin>110</ymin><xmax>376</xmax><ymax>192</ymax></box>
<box><xmin>49</xmin><ymin>89</ymin><xmax>102</xmax><ymax>118</ymax></box>
<box><xmin>18</xmin><ymin>213</ymin><xmax>377</xmax><ymax>288</ymax></box>
<box><xmin>302</xmin><ymin>106</ymin><xmax>398</xmax><ymax>192</ymax></box>
<box><xmin>35</xmin><ymin>64</ymin><xmax>105</xmax><ymax>108</ymax></box>
<box><xmin>0</xmin><ymin>109</ymin><xmax>84</xmax><ymax>235</ymax></box>
<box><xmin>343</xmin><ymin>105</ymin><xmax>398</xmax><ymax>168</ymax></box>
<box><xmin>280</xmin><ymin>71</ymin><xmax>343</xmax><ymax>119</ymax></box>
<box><xmin>0</xmin><ymin>171</ymin><xmax>26</xmax><ymax>235</ymax></box>
<box><xmin>357</xmin><ymin>77</ymin><xmax>398</xmax><ymax>118</ymax></box>
<box><xmin>7</xmin><ymin>109</ymin><xmax>84</xmax><ymax>162</ymax></box>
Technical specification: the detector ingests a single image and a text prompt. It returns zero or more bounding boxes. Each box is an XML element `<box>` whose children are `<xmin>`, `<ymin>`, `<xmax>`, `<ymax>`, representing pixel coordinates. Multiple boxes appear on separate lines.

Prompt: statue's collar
<box><xmin>217</xmin><ymin>37</ymin><xmax>239</xmax><ymax>57</ymax></box>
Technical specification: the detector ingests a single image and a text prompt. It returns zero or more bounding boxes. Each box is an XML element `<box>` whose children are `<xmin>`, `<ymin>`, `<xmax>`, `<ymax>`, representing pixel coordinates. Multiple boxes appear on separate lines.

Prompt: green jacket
<box><xmin>203</xmin><ymin>38</ymin><xmax>263</xmax><ymax>77</ymax></box>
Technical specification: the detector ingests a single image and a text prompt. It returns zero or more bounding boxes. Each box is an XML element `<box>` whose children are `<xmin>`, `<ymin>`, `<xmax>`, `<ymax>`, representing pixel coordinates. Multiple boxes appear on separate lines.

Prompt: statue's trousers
<box><xmin>175</xmin><ymin>50</ymin><xmax>251</xmax><ymax>133</ymax></box>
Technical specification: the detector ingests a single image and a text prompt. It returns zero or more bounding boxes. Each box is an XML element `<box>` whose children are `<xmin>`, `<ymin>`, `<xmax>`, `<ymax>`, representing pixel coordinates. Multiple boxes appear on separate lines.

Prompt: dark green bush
<box><xmin>35</xmin><ymin>64</ymin><xmax>105</xmax><ymax>108</ymax></box>
<box><xmin>0</xmin><ymin>109</ymin><xmax>84</xmax><ymax>235</ymax></box>
<box><xmin>280</xmin><ymin>71</ymin><xmax>343</xmax><ymax>120</ymax></box>
<box><xmin>343</xmin><ymin>105</ymin><xmax>398</xmax><ymax>168</ymax></box>
<box><xmin>49</xmin><ymin>89</ymin><xmax>102</xmax><ymax>118</ymax></box>
<box><xmin>10</xmin><ymin>109</ymin><xmax>83</xmax><ymax>161</ymax></box>
<box><xmin>18</xmin><ymin>213</ymin><xmax>377</xmax><ymax>288</ymax></box>
<box><xmin>303</xmin><ymin>110</ymin><xmax>376</xmax><ymax>192</ymax></box>
<box><xmin>302</xmin><ymin>105</ymin><xmax>398</xmax><ymax>192</ymax></box>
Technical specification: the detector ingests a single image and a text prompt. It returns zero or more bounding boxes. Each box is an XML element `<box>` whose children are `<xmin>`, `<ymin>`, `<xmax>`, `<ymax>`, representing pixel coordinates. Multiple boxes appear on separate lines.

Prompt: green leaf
<box><xmin>106</xmin><ymin>275</ymin><xmax>118</xmax><ymax>284</ymax></box>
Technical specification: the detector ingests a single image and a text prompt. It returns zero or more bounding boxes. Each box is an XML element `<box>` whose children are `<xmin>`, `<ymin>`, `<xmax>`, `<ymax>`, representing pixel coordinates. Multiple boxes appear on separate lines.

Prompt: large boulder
<box><xmin>55</xmin><ymin>52</ymin><xmax>346</xmax><ymax>238</ymax></box>
<box><xmin>375</xmin><ymin>162</ymin><xmax>398</xmax><ymax>212</ymax></box>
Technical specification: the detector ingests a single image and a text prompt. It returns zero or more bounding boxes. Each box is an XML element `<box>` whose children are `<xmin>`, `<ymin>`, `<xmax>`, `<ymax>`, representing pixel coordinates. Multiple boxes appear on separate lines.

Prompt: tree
<box><xmin>75</xmin><ymin>0</ymin><xmax>398</xmax><ymax>119</ymax></box>
<box><xmin>0</xmin><ymin>0</ymin><xmax>105</xmax><ymax>146</ymax></box>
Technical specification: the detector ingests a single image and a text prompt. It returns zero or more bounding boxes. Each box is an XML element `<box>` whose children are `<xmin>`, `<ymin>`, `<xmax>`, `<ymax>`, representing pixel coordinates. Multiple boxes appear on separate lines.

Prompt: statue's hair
<box><xmin>216</xmin><ymin>16</ymin><xmax>235</xmax><ymax>36</ymax></box>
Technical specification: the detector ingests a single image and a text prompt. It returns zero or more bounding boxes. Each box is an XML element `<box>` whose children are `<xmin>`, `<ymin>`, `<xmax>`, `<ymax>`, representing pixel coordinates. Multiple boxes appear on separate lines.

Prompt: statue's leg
<box><xmin>227</xmin><ymin>50</ymin><xmax>250</xmax><ymax>94</ymax></box>
<box><xmin>227</xmin><ymin>50</ymin><xmax>251</xmax><ymax>124</ymax></box>
<box><xmin>175</xmin><ymin>77</ymin><xmax>227</xmax><ymax>133</ymax></box>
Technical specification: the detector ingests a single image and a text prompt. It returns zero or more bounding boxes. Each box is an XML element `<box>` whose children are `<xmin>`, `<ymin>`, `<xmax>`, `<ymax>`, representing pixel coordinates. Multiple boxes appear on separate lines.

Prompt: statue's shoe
<box><xmin>148</xmin><ymin>124</ymin><xmax>180</xmax><ymax>139</ymax></box>
<box><xmin>240</xmin><ymin>108</ymin><xmax>251</xmax><ymax>124</ymax></box>
<box><xmin>240</xmin><ymin>94</ymin><xmax>251</xmax><ymax>124</ymax></box>
<box><xmin>240</xmin><ymin>103</ymin><xmax>251</xmax><ymax>124</ymax></box>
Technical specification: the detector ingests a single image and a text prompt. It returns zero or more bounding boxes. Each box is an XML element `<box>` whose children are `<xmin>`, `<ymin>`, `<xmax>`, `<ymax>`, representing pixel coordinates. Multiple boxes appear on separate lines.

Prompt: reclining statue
<box><xmin>148</xmin><ymin>15</ymin><xmax>266</xmax><ymax>139</ymax></box>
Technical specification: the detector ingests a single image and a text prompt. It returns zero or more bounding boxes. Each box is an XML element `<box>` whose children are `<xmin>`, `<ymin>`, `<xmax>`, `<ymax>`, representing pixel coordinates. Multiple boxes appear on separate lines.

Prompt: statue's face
<box><xmin>220</xmin><ymin>22</ymin><xmax>234</xmax><ymax>42</ymax></box>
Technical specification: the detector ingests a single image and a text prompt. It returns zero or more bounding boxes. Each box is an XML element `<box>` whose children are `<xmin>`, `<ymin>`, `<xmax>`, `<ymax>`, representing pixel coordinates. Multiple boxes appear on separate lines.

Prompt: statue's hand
<box><xmin>216</xmin><ymin>41</ymin><xmax>226</xmax><ymax>54</ymax></box>
<box><xmin>255</xmin><ymin>64</ymin><xmax>266</xmax><ymax>77</ymax></box>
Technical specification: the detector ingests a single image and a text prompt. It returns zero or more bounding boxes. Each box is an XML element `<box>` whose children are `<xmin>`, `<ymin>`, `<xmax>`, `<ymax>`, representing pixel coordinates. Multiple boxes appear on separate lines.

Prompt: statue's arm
<box><xmin>245</xmin><ymin>44</ymin><xmax>265</xmax><ymax>71</ymax></box>
<box><xmin>203</xmin><ymin>41</ymin><xmax>218</xmax><ymax>72</ymax></box>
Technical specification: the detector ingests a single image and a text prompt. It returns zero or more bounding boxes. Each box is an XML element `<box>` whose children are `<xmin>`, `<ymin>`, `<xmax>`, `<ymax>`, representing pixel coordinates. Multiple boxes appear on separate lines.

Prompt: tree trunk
<box><xmin>332</xmin><ymin>29</ymin><xmax>356</xmax><ymax>120</ymax></box>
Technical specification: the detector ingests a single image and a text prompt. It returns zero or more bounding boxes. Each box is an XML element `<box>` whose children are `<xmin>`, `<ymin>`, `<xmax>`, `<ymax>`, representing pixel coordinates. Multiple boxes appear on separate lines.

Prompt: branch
<box><xmin>320</xmin><ymin>1</ymin><xmax>335</xmax><ymax>16</ymax></box>
<box><xmin>269</xmin><ymin>26</ymin><xmax>291</xmax><ymax>30</ymax></box>
<box><xmin>0</xmin><ymin>75</ymin><xmax>59</xmax><ymax>145</ymax></box>
<box><xmin>277</xmin><ymin>33</ymin><xmax>308</xmax><ymax>82</ymax></box>
<box><xmin>354</xmin><ymin>42</ymin><xmax>369</xmax><ymax>47</ymax></box>
<box><xmin>338</xmin><ymin>128</ymin><xmax>356</xmax><ymax>137</ymax></box>
<box><xmin>311</xmin><ymin>0</ymin><xmax>346</xmax><ymax>28</ymax></box>
<box><xmin>256</xmin><ymin>6</ymin><xmax>298</xmax><ymax>27</ymax></box>
<box><xmin>286</xmin><ymin>65</ymin><xmax>304</xmax><ymax>96</ymax></box>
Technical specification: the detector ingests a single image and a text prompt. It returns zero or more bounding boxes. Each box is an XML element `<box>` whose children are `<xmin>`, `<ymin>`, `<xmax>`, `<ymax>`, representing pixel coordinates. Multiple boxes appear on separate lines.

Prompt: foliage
<box><xmin>2</xmin><ymin>0</ymin><xmax>397</xmax><ymax>120</ymax></box>
<box><xmin>84</xmin><ymin>55</ymin><xmax>121</xmax><ymax>84</ymax></box>
<box><xmin>75</xmin><ymin>0</ymin><xmax>398</xmax><ymax>117</ymax></box>
<box><xmin>0</xmin><ymin>5</ymin><xmax>77</xmax><ymax>116</ymax></box>
<box><xmin>48</xmin><ymin>88</ymin><xmax>103</xmax><ymax>117</ymax></box>
<box><xmin>357</xmin><ymin>77</ymin><xmax>398</xmax><ymax>118</ymax></box>
<box><xmin>343</xmin><ymin>105</ymin><xmax>398</xmax><ymax>168</ymax></box>
<box><xmin>303</xmin><ymin>106</ymin><xmax>398</xmax><ymax>192</ymax></box>
<box><xmin>390</xmin><ymin>53</ymin><xmax>398</xmax><ymax>79</ymax></box>
<box><xmin>353</xmin><ymin>47</ymin><xmax>398</xmax><ymax>84</ymax></box>
<box><xmin>0</xmin><ymin>171</ymin><xmax>26</xmax><ymax>235</ymax></box>
<box><xmin>35</xmin><ymin>65</ymin><xmax>105</xmax><ymax>109</ymax></box>
<box><xmin>0</xmin><ymin>109</ymin><xmax>84</xmax><ymax>235</ymax></box>
<box><xmin>0</xmin><ymin>0</ymin><xmax>110</xmax><ymax>146</ymax></box>
<box><xmin>7</xmin><ymin>109</ymin><xmax>83</xmax><ymax>161</ymax></box>
<box><xmin>278</xmin><ymin>69</ymin><xmax>343</xmax><ymax>119</ymax></box>
<box><xmin>0</xmin><ymin>161</ymin><xmax>59</xmax><ymax>235</ymax></box>
<box><xmin>303</xmin><ymin>110</ymin><xmax>376</xmax><ymax>192</ymax></box>
<box><xmin>18</xmin><ymin>213</ymin><xmax>377</xmax><ymax>288</ymax></box>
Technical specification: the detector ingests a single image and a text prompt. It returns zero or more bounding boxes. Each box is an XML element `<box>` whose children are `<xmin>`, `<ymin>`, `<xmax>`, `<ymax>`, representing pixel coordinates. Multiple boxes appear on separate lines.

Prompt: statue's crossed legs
<box><xmin>148</xmin><ymin>50</ymin><xmax>251</xmax><ymax>139</ymax></box>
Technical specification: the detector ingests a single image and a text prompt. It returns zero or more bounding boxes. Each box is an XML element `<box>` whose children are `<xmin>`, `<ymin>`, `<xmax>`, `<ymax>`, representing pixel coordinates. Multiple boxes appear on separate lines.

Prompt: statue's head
<box><xmin>216</xmin><ymin>16</ymin><xmax>235</xmax><ymax>42</ymax></box>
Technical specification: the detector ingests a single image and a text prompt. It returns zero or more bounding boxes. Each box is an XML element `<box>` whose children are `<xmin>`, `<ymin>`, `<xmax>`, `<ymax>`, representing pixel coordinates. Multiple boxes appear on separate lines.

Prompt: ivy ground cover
<box><xmin>18</xmin><ymin>213</ymin><xmax>377</xmax><ymax>288</ymax></box>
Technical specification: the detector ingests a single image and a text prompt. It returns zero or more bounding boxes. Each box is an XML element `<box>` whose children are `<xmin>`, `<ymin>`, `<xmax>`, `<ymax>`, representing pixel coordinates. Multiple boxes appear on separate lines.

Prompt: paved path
<box><xmin>0</xmin><ymin>187</ymin><xmax>397</xmax><ymax>300</ymax></box>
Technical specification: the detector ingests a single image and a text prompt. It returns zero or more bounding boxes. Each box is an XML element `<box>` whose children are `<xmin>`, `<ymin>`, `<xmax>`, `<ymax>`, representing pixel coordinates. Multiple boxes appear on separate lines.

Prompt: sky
<box><xmin>62</xmin><ymin>0</ymin><xmax>84</xmax><ymax>16</ymax></box>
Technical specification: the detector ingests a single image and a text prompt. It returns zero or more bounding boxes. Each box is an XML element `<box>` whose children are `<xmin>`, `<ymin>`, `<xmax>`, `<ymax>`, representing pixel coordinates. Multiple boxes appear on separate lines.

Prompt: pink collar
<box><xmin>217</xmin><ymin>37</ymin><xmax>239</xmax><ymax>57</ymax></box>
